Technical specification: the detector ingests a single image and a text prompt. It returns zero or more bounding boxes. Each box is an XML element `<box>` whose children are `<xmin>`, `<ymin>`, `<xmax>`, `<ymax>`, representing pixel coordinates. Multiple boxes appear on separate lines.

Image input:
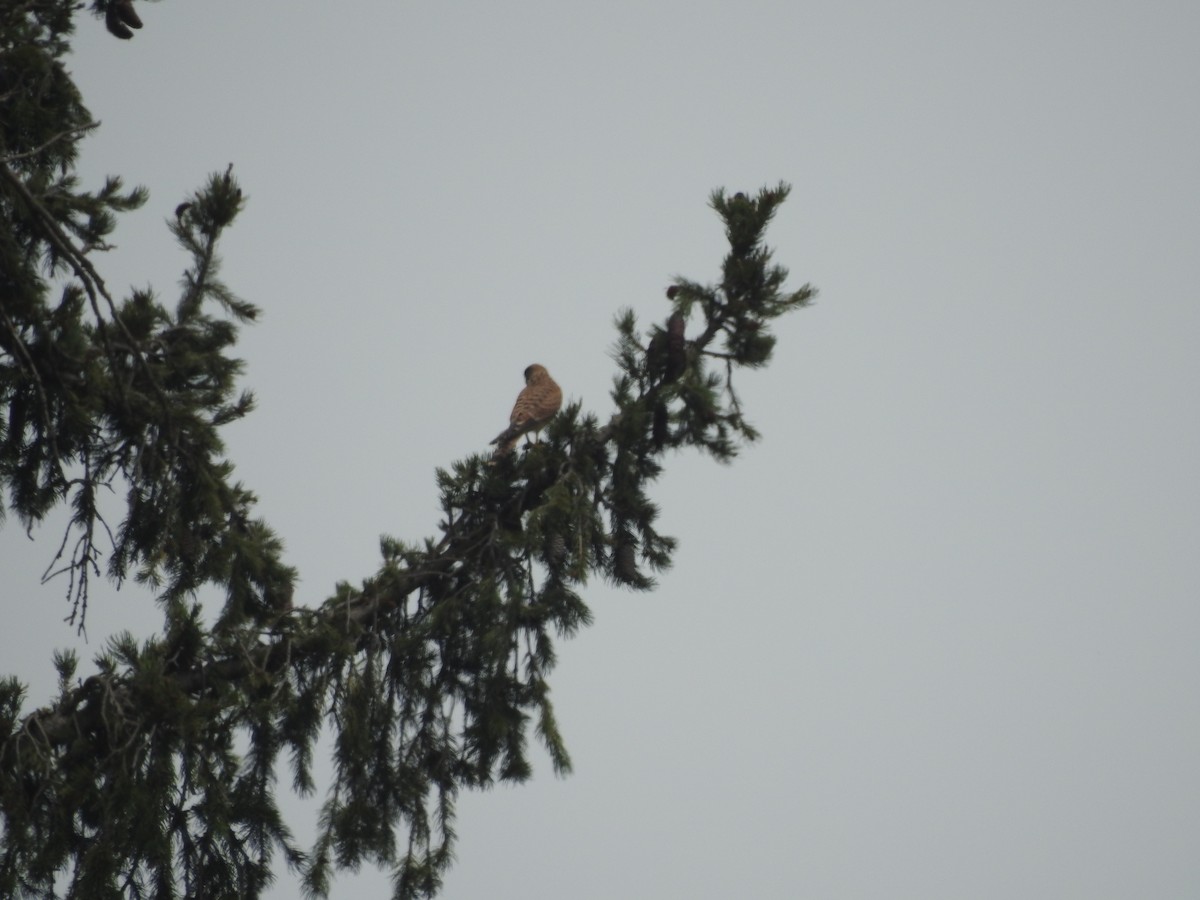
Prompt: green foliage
<box><xmin>2</xmin><ymin>3</ymin><xmax>285</xmax><ymax>630</ymax></box>
<box><xmin>0</xmin><ymin>4</ymin><xmax>816</xmax><ymax>899</ymax></box>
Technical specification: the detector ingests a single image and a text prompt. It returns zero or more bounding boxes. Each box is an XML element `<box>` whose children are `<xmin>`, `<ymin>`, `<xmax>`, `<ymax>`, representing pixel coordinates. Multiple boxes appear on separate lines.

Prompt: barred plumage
<box><xmin>489</xmin><ymin>364</ymin><xmax>563</xmax><ymax>457</ymax></box>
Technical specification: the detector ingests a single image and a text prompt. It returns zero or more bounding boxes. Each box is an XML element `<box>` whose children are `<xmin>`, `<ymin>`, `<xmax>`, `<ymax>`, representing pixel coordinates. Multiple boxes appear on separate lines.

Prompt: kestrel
<box><xmin>490</xmin><ymin>364</ymin><xmax>563</xmax><ymax>457</ymax></box>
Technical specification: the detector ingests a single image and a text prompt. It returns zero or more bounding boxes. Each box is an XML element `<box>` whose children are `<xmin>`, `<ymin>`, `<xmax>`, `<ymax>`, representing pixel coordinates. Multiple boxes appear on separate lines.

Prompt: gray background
<box><xmin>3</xmin><ymin>1</ymin><xmax>1199</xmax><ymax>896</ymax></box>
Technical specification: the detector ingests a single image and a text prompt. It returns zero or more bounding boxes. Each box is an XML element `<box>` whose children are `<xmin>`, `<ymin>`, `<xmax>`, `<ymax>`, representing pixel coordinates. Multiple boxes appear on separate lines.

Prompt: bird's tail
<box><xmin>489</xmin><ymin>425</ymin><xmax>521</xmax><ymax>458</ymax></box>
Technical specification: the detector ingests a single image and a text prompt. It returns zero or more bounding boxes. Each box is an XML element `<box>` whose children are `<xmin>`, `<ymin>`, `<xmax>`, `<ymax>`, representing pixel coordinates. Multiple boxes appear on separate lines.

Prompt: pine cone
<box><xmin>665</xmin><ymin>313</ymin><xmax>686</xmax><ymax>381</ymax></box>
<box><xmin>652</xmin><ymin>402</ymin><xmax>669</xmax><ymax>449</ymax></box>
<box><xmin>614</xmin><ymin>539</ymin><xmax>638</xmax><ymax>584</ymax></box>
<box><xmin>105</xmin><ymin>3</ymin><xmax>134</xmax><ymax>38</ymax></box>
<box><xmin>115</xmin><ymin>0</ymin><xmax>143</xmax><ymax>29</ymax></box>
<box><xmin>646</xmin><ymin>331</ymin><xmax>666</xmax><ymax>380</ymax></box>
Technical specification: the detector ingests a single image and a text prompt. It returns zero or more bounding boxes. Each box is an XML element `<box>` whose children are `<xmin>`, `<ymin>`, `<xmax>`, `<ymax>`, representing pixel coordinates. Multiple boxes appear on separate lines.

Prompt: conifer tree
<box><xmin>1</xmin><ymin>4</ymin><xmax>815</xmax><ymax>898</ymax></box>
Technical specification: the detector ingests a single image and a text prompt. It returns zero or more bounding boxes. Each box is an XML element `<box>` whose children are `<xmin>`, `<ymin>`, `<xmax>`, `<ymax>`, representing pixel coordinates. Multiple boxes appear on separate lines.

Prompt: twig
<box><xmin>0</xmin><ymin>122</ymin><xmax>98</xmax><ymax>165</ymax></box>
<box><xmin>0</xmin><ymin>303</ymin><xmax>63</xmax><ymax>473</ymax></box>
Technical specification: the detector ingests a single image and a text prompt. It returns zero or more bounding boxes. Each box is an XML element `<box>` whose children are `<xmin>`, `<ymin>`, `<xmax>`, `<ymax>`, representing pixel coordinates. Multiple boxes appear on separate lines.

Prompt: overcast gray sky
<box><xmin>4</xmin><ymin>0</ymin><xmax>1200</xmax><ymax>897</ymax></box>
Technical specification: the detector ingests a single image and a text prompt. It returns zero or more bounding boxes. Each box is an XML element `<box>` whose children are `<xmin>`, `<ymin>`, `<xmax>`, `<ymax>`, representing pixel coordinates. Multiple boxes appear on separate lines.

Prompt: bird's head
<box><xmin>524</xmin><ymin>364</ymin><xmax>550</xmax><ymax>384</ymax></box>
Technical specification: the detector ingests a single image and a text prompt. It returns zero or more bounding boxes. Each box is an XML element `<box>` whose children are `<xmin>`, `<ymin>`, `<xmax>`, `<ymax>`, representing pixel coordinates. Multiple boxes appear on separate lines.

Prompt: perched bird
<box><xmin>490</xmin><ymin>364</ymin><xmax>562</xmax><ymax>457</ymax></box>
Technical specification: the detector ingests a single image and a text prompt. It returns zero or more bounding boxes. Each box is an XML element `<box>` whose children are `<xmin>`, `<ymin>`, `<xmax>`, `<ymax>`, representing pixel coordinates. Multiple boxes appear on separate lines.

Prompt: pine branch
<box><xmin>0</xmin><ymin>161</ymin><xmax>150</xmax><ymax>409</ymax></box>
<box><xmin>1</xmin><ymin>183</ymin><xmax>814</xmax><ymax>899</ymax></box>
<box><xmin>0</xmin><ymin>122</ymin><xmax>98</xmax><ymax>165</ymax></box>
<box><xmin>0</xmin><ymin>303</ymin><xmax>63</xmax><ymax>483</ymax></box>
<box><xmin>2</xmin><ymin>160</ymin><xmax>255</xmax><ymax>630</ymax></box>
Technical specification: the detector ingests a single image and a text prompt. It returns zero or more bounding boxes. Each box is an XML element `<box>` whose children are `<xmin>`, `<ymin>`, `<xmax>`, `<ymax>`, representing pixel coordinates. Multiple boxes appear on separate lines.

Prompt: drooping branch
<box><xmin>2</xmin><ymin>182</ymin><xmax>814</xmax><ymax>900</ymax></box>
<box><xmin>10</xmin><ymin>181</ymin><xmax>810</xmax><ymax>757</ymax></box>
